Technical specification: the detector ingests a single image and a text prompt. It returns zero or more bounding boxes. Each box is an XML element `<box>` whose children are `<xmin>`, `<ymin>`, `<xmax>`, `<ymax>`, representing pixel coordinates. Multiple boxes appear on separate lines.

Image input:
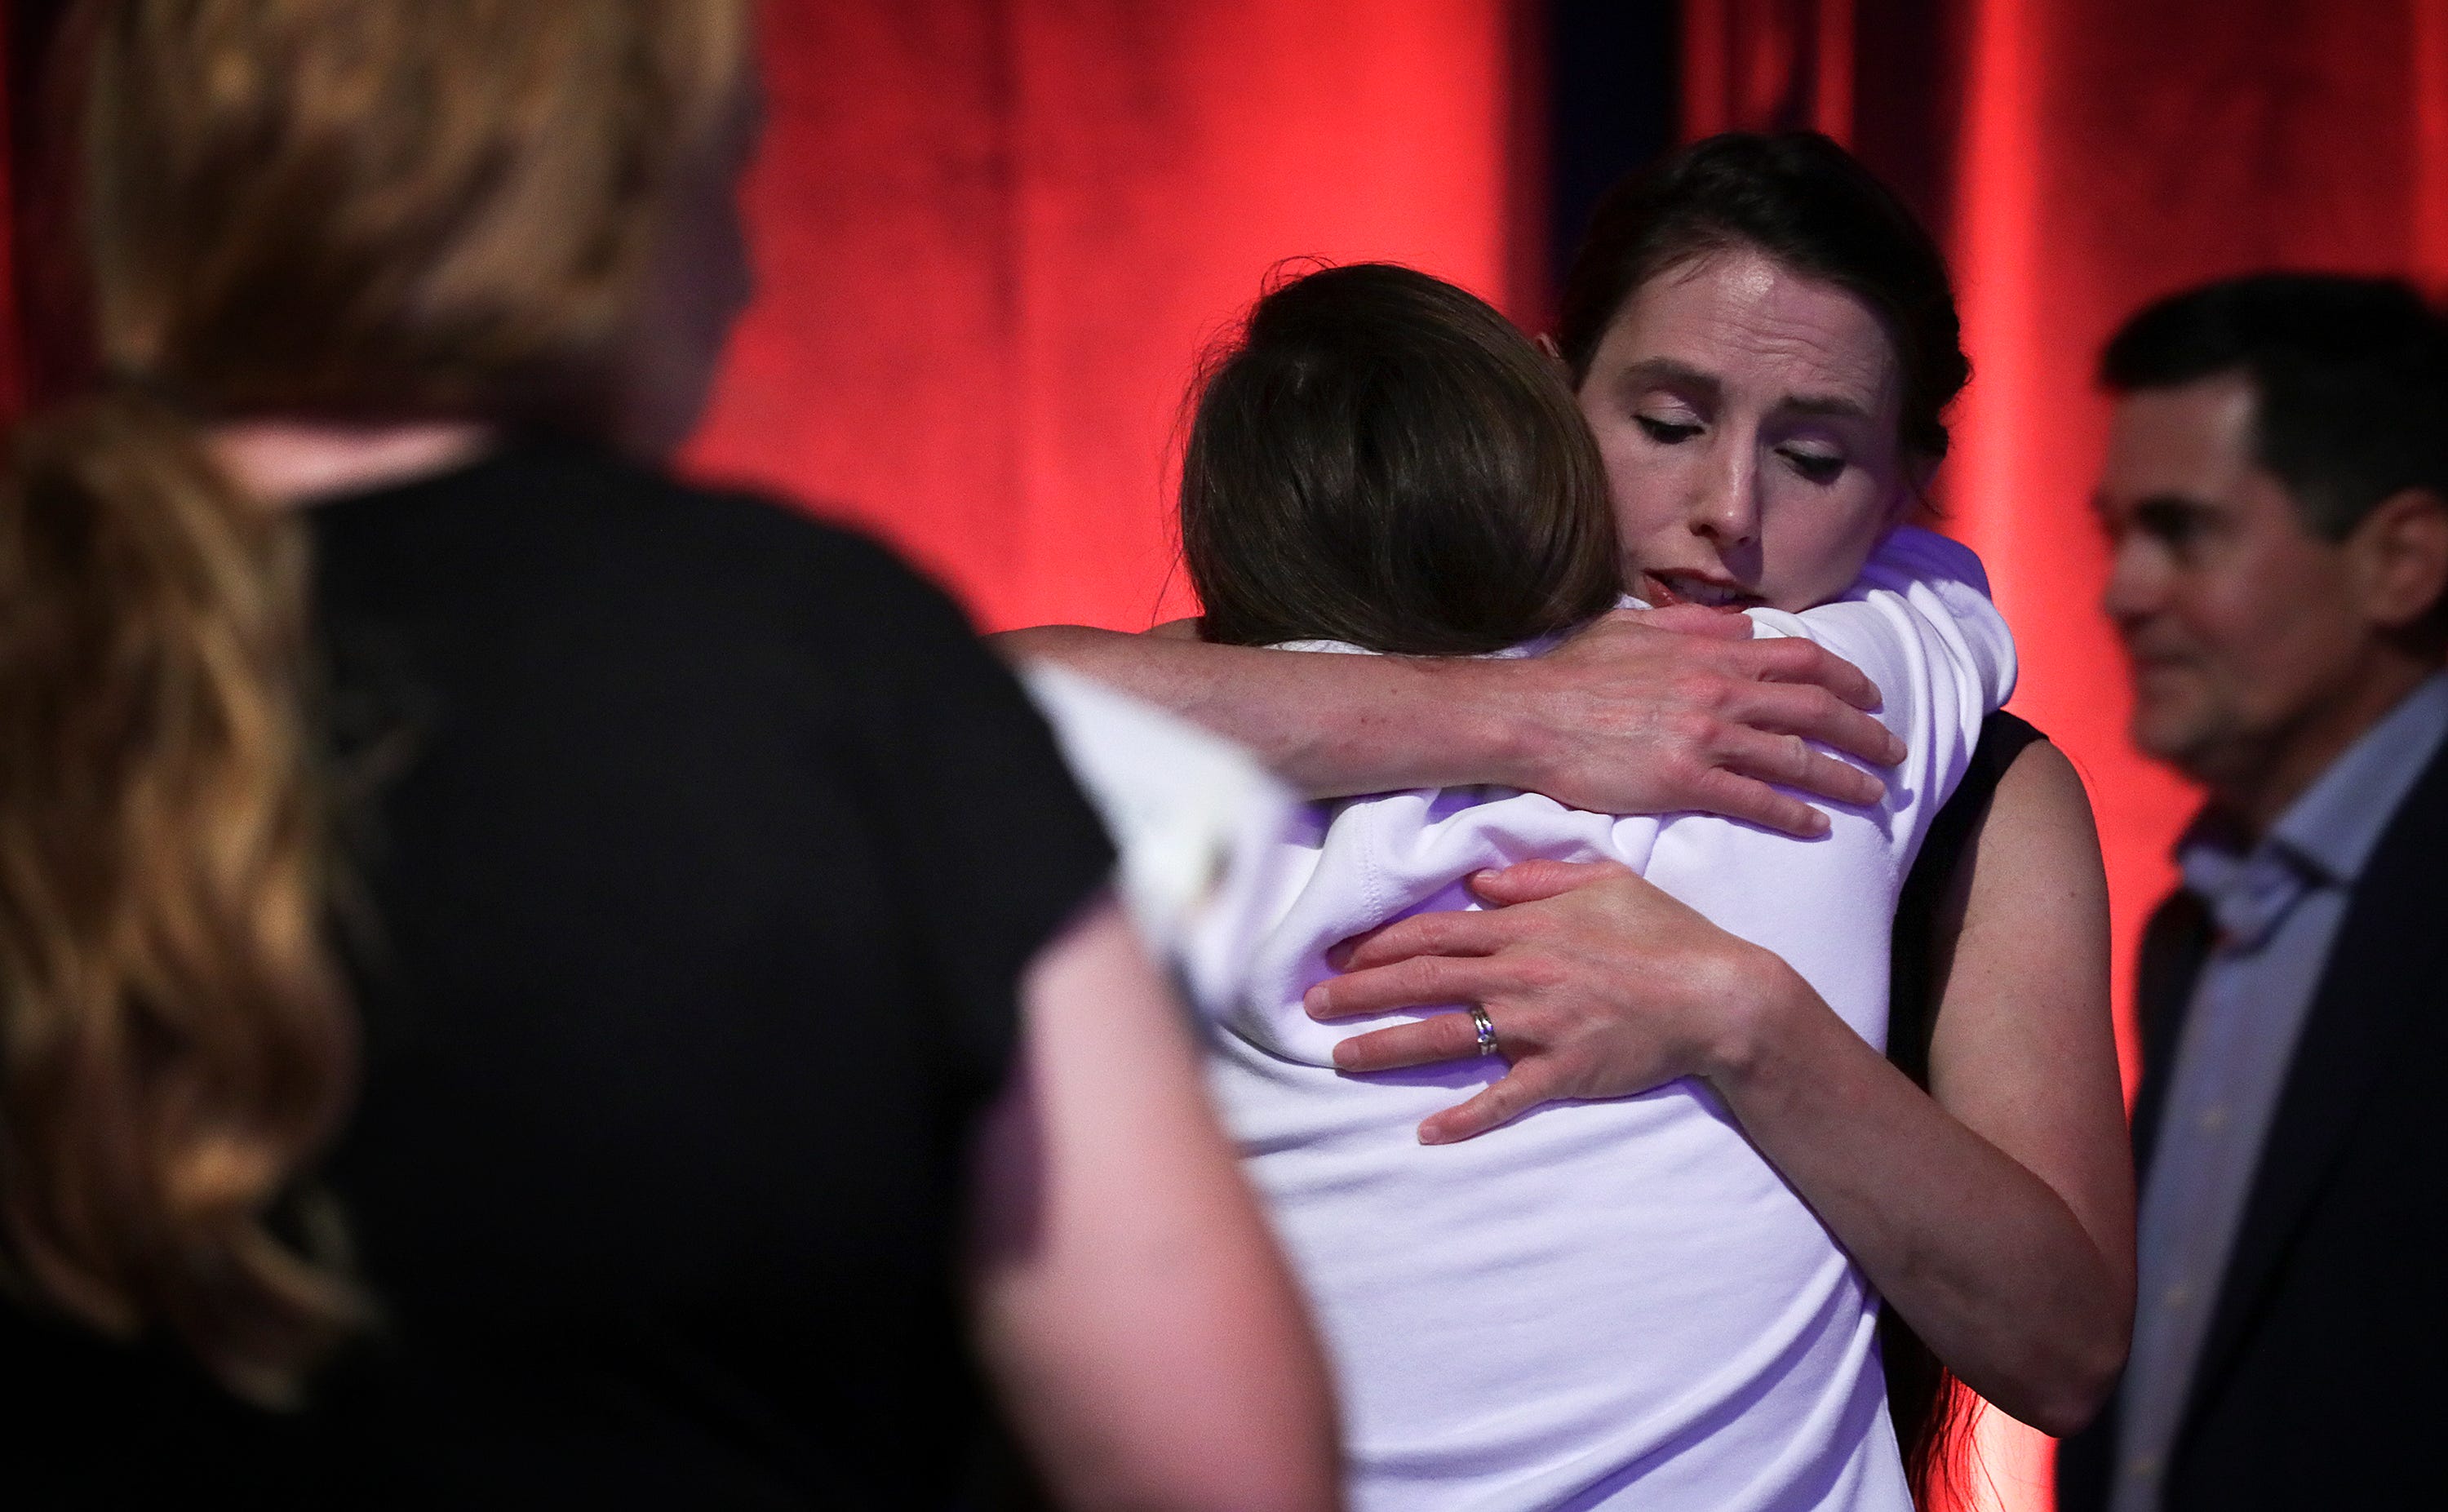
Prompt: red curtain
<box><xmin>687</xmin><ymin>0</ymin><xmax>1545</xmax><ymax>634</ymax></box>
<box><xmin>1683</xmin><ymin>0</ymin><xmax>1856</xmax><ymax>143</ymax></box>
<box><xmin>1949</xmin><ymin>0</ymin><xmax>2448</xmax><ymax>1082</ymax></box>
<box><xmin>1689</xmin><ymin>3</ymin><xmax>2448</xmax><ymax>1508</ymax></box>
<box><xmin>1688</xmin><ymin>0</ymin><xmax>2448</xmax><ymax>1089</ymax></box>
<box><xmin>0</xmin><ymin>0</ymin><xmax>1540</xmax><ymax>623</ymax></box>
<box><xmin>0</xmin><ymin>0</ymin><xmax>2432</xmax><ymax>1500</ymax></box>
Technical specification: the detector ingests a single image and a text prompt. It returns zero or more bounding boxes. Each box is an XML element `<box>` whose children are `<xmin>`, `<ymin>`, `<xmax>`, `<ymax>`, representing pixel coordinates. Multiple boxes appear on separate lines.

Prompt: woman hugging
<box><xmin>1019</xmin><ymin>132</ymin><xmax>2133</xmax><ymax>1512</ymax></box>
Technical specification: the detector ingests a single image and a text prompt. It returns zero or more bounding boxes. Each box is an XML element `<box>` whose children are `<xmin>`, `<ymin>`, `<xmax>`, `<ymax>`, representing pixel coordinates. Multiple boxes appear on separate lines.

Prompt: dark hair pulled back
<box><xmin>1558</xmin><ymin>131</ymin><xmax>1970</xmax><ymax>463</ymax></box>
<box><xmin>1182</xmin><ymin>262</ymin><xmax>1620</xmax><ymax>656</ymax></box>
<box><xmin>1561</xmin><ymin>131</ymin><xmax>1976</xmax><ymax>1508</ymax></box>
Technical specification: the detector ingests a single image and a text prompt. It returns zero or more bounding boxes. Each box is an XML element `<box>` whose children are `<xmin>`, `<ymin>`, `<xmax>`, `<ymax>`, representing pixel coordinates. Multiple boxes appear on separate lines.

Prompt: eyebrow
<box><xmin>1616</xmin><ymin>357</ymin><xmax>1874</xmax><ymax>421</ymax></box>
<box><xmin>2092</xmin><ymin>490</ymin><xmax>2224</xmax><ymax>525</ymax></box>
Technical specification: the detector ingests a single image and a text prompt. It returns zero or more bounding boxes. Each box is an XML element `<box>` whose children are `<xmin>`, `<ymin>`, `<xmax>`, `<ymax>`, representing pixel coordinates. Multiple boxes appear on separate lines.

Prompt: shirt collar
<box><xmin>2181</xmin><ymin>673</ymin><xmax>2448</xmax><ymax>887</ymax></box>
<box><xmin>2274</xmin><ymin>672</ymin><xmax>2448</xmax><ymax>884</ymax></box>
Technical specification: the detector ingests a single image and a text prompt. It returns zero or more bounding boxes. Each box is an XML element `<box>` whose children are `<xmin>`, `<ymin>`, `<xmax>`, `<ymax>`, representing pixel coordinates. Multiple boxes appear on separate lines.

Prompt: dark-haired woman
<box><xmin>1006</xmin><ymin>133</ymin><xmax>2132</xmax><ymax>1504</ymax></box>
<box><xmin>0</xmin><ymin>3</ymin><xmax>1337</xmax><ymax>1507</ymax></box>
<box><xmin>1181</xmin><ymin>259</ymin><xmax>2012</xmax><ymax>1509</ymax></box>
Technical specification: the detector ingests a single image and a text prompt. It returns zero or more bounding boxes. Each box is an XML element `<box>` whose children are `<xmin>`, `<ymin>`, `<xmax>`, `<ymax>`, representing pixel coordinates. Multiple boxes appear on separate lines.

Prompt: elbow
<box><xmin>2018</xmin><ymin>1374</ymin><xmax>2118</xmax><ymax>1440</ymax></box>
<box><xmin>2003</xmin><ymin>1315</ymin><xmax>2131</xmax><ymax>1439</ymax></box>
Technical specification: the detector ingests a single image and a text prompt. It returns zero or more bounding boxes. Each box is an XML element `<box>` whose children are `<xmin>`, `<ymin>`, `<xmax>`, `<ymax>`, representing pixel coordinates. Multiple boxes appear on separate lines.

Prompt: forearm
<box><xmin>995</xmin><ymin>625</ymin><xmax>1524</xmax><ymax>797</ymax></box>
<box><xmin>1708</xmin><ymin>969</ymin><xmax>2130</xmax><ymax>1434</ymax></box>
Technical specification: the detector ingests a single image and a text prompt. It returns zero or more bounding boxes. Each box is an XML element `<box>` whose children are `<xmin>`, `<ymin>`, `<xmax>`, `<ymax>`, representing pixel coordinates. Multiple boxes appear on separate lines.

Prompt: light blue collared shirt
<box><xmin>2111</xmin><ymin>672</ymin><xmax>2448</xmax><ymax>1510</ymax></box>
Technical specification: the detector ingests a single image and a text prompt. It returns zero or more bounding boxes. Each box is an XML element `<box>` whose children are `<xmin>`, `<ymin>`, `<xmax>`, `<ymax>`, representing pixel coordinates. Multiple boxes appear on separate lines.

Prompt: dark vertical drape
<box><xmin>1</xmin><ymin>0</ymin><xmax>25</xmax><ymax>423</ymax></box>
<box><xmin>6</xmin><ymin>0</ymin><xmax>78</xmax><ymax>420</ymax></box>
<box><xmin>1543</xmin><ymin>0</ymin><xmax>1678</xmax><ymax>307</ymax></box>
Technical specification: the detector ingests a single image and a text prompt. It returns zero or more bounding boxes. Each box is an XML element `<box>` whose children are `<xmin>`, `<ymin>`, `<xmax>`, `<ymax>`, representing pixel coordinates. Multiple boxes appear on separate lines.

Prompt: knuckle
<box><xmin>1770</xmin><ymin>638</ymin><xmax>1825</xmax><ymax>672</ymax></box>
<box><xmin>1780</xmin><ymin>732</ymin><xmax>1815</xmax><ymax>778</ymax></box>
<box><xmin>1665</xmin><ymin>708</ymin><xmax>1718</xmax><ymax>749</ymax></box>
<box><xmin>1668</xmin><ymin>672</ymin><xmax>1724</xmax><ymax>711</ymax></box>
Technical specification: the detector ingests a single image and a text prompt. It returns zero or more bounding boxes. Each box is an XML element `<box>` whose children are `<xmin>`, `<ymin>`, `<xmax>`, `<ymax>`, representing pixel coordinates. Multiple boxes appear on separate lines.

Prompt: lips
<box><xmin>1644</xmin><ymin>570</ymin><xmax>1760</xmax><ymax>611</ymax></box>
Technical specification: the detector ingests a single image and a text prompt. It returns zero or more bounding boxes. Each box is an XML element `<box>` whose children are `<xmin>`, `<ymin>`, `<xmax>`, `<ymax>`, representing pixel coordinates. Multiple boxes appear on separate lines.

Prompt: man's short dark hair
<box><xmin>2100</xmin><ymin>273</ymin><xmax>2448</xmax><ymax>541</ymax></box>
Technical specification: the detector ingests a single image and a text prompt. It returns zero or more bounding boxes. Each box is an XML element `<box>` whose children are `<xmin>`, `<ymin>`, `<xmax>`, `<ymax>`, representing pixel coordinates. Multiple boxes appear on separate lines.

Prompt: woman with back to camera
<box><xmin>0</xmin><ymin>2</ymin><xmax>1338</xmax><ymax>1507</ymax></box>
<box><xmin>1009</xmin><ymin>133</ymin><xmax>2133</xmax><ymax>1505</ymax></box>
<box><xmin>1173</xmin><ymin>259</ymin><xmax>2011</xmax><ymax>1509</ymax></box>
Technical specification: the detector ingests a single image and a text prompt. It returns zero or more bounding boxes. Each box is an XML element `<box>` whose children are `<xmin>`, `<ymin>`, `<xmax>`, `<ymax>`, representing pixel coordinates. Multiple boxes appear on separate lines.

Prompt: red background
<box><xmin>5</xmin><ymin>3</ymin><xmax>2446</xmax><ymax>1505</ymax></box>
<box><xmin>688</xmin><ymin>0</ymin><xmax>1543</xmax><ymax>634</ymax></box>
<box><xmin>679</xmin><ymin>0</ymin><xmax>2448</xmax><ymax>1119</ymax></box>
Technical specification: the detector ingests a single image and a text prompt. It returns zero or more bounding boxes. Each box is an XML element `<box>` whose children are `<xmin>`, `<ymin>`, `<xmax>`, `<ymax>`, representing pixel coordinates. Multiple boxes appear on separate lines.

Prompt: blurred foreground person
<box><xmin>2059</xmin><ymin>274</ymin><xmax>2448</xmax><ymax>1511</ymax></box>
<box><xmin>0</xmin><ymin>3</ymin><xmax>1337</xmax><ymax>1507</ymax></box>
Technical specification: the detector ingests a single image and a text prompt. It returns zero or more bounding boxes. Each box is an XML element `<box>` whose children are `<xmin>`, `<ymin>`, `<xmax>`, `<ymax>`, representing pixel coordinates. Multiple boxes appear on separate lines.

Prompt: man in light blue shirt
<box><xmin>2056</xmin><ymin>274</ymin><xmax>2448</xmax><ymax>1512</ymax></box>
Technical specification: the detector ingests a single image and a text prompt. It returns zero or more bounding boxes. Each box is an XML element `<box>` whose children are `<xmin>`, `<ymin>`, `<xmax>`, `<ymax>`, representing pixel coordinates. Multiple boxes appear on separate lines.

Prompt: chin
<box><xmin>2131</xmin><ymin>707</ymin><xmax>2240</xmax><ymax>788</ymax></box>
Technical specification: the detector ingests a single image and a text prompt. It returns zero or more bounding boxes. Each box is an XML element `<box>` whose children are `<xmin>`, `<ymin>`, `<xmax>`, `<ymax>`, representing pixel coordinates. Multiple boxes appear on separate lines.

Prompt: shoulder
<box><xmin>1961</xmin><ymin>738</ymin><xmax>2104</xmax><ymax>911</ymax></box>
<box><xmin>1991</xmin><ymin>735</ymin><xmax>2089</xmax><ymax>827</ymax></box>
<box><xmin>554</xmin><ymin>446</ymin><xmax>968</xmax><ymax>630</ymax></box>
<box><xmin>1750</xmin><ymin>526</ymin><xmax>2016</xmax><ymax>709</ymax></box>
<box><xmin>320</xmin><ymin>441</ymin><xmax>979</xmax><ymax>658</ymax></box>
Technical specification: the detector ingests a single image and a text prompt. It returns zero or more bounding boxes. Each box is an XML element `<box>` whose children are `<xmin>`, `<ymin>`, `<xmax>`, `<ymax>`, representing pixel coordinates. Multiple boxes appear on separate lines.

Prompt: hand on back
<box><xmin>1503</xmin><ymin>606</ymin><xmax>1902</xmax><ymax>836</ymax></box>
<box><xmin>1303</xmin><ymin>858</ymin><xmax>1796</xmax><ymax>1143</ymax></box>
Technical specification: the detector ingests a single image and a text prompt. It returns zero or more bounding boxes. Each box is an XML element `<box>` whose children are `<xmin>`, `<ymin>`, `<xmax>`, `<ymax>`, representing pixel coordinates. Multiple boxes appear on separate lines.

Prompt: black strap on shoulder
<box><xmin>1887</xmin><ymin>710</ymin><xmax>2047</xmax><ymax>1088</ymax></box>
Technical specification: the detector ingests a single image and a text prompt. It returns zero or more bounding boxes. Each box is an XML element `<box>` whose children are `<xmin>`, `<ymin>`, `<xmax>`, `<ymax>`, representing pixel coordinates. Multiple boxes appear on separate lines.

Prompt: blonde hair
<box><xmin>0</xmin><ymin>0</ymin><xmax>750</xmax><ymax>1403</ymax></box>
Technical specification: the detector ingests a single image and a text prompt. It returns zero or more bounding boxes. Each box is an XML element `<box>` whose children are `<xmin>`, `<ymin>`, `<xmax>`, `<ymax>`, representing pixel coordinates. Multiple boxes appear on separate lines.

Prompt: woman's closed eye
<box><xmin>1777</xmin><ymin>446</ymin><xmax>1845</xmax><ymax>486</ymax></box>
<box><xmin>1634</xmin><ymin>415</ymin><xmax>1701</xmax><ymax>444</ymax></box>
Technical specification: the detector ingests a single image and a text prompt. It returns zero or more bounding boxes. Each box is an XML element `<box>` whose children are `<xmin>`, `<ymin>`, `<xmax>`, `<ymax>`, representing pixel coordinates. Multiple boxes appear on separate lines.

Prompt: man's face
<box><xmin>2095</xmin><ymin>374</ymin><xmax>2370</xmax><ymax>795</ymax></box>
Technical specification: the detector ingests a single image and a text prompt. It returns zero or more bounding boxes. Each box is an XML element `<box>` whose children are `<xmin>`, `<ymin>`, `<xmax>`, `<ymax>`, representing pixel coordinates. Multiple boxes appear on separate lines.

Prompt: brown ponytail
<box><xmin>0</xmin><ymin>391</ymin><xmax>357</xmax><ymax>1403</ymax></box>
<box><xmin>0</xmin><ymin>0</ymin><xmax>750</xmax><ymax>1403</ymax></box>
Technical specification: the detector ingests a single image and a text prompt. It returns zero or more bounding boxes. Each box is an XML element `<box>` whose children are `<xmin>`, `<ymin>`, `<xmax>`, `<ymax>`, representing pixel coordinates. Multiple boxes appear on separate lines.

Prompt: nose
<box><xmin>1689</xmin><ymin>436</ymin><xmax>1759</xmax><ymax>548</ymax></box>
<box><xmin>2100</xmin><ymin>533</ymin><xmax>2164</xmax><ymax>631</ymax></box>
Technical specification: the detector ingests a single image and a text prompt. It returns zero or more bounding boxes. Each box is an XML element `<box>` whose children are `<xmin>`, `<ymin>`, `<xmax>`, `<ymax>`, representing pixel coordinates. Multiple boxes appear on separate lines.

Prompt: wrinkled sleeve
<box><xmin>1741</xmin><ymin>525</ymin><xmax>2016</xmax><ymax>855</ymax></box>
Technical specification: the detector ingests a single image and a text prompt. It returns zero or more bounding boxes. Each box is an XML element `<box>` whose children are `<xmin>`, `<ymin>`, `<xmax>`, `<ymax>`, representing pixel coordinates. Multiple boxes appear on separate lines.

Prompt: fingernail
<box><xmin>1304</xmin><ymin>987</ymin><xmax>1332</xmax><ymax>1018</ymax></box>
<box><xmin>1417</xmin><ymin>1124</ymin><xmax>1449</xmax><ymax>1146</ymax></box>
<box><xmin>1325</xmin><ymin>941</ymin><xmax>1354</xmax><ymax>969</ymax></box>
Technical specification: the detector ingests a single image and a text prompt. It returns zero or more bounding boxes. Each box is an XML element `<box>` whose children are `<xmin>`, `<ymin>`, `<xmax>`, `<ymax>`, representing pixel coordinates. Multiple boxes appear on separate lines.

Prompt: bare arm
<box><xmin>966</xmin><ymin>894</ymin><xmax>1342</xmax><ymax>1512</ymax></box>
<box><xmin>996</xmin><ymin>610</ymin><xmax>1904</xmax><ymax>837</ymax></box>
<box><xmin>1909</xmin><ymin>742</ymin><xmax>2134</xmax><ymax>1422</ymax></box>
<box><xmin>1704</xmin><ymin>743</ymin><xmax>2128</xmax><ymax>1432</ymax></box>
<box><xmin>1307</xmin><ymin>744</ymin><xmax>2131</xmax><ymax>1435</ymax></box>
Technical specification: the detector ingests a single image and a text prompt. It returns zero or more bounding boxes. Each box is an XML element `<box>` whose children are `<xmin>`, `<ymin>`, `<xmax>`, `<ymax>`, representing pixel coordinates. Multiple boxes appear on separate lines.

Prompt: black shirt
<box><xmin>7</xmin><ymin>442</ymin><xmax>1113</xmax><ymax>1507</ymax></box>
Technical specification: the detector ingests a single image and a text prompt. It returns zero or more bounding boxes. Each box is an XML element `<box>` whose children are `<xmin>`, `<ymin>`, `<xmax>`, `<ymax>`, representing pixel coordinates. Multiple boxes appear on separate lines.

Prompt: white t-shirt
<box><xmin>1205</xmin><ymin>526</ymin><xmax>2016</xmax><ymax>1511</ymax></box>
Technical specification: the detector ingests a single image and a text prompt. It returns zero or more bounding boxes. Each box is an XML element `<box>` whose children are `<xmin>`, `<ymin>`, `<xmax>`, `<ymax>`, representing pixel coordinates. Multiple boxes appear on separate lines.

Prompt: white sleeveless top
<box><xmin>1205</xmin><ymin>527</ymin><xmax>2016</xmax><ymax>1511</ymax></box>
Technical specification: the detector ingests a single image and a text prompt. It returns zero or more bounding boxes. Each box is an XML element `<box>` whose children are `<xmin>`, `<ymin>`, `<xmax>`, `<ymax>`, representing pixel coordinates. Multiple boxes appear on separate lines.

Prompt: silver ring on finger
<box><xmin>1469</xmin><ymin>1005</ymin><xmax>1501</xmax><ymax>1060</ymax></box>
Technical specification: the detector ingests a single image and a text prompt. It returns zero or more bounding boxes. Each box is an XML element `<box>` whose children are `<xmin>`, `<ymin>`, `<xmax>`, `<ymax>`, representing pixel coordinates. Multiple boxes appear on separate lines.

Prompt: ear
<box><xmin>2347</xmin><ymin>487</ymin><xmax>2448</xmax><ymax>632</ymax></box>
<box><xmin>1533</xmin><ymin>332</ymin><xmax>1570</xmax><ymax>377</ymax></box>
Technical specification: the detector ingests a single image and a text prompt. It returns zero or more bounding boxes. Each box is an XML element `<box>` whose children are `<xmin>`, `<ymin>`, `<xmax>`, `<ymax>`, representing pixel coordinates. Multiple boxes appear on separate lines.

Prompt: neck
<box><xmin>2212</xmin><ymin>653</ymin><xmax>2438</xmax><ymax>839</ymax></box>
<box><xmin>209</xmin><ymin>419</ymin><xmax>498</xmax><ymax>506</ymax></box>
